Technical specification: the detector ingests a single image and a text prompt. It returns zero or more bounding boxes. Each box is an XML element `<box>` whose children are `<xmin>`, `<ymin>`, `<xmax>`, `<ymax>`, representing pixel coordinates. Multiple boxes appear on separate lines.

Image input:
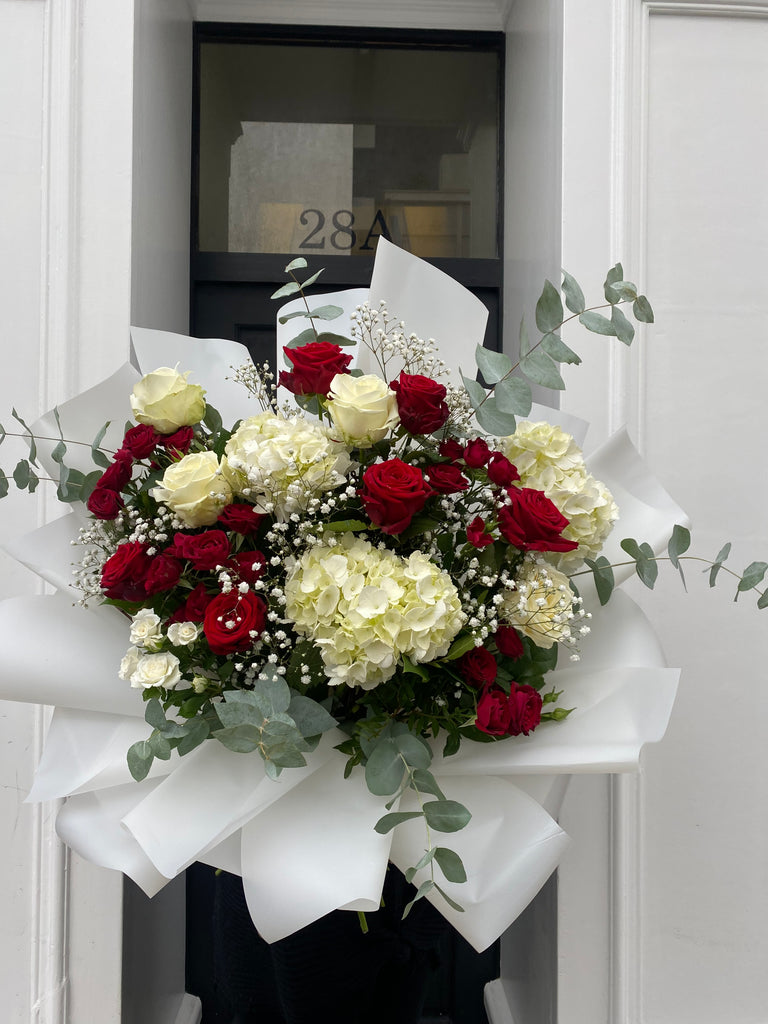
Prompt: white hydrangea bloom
<box><xmin>500</xmin><ymin>420</ymin><xmax>618</xmax><ymax>571</ymax></box>
<box><xmin>223</xmin><ymin>412</ymin><xmax>352</xmax><ymax>518</ymax></box>
<box><xmin>284</xmin><ymin>533</ymin><xmax>465</xmax><ymax>689</ymax></box>
<box><xmin>501</xmin><ymin>557</ymin><xmax>574</xmax><ymax>650</ymax></box>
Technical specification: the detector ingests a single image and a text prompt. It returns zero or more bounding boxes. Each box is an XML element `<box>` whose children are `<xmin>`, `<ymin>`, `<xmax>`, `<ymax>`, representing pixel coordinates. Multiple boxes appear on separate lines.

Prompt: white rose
<box><xmin>167</xmin><ymin>621</ymin><xmax>200</xmax><ymax>647</ymax></box>
<box><xmin>151</xmin><ymin>450</ymin><xmax>233</xmax><ymax>527</ymax></box>
<box><xmin>327</xmin><ymin>373</ymin><xmax>399</xmax><ymax>447</ymax></box>
<box><xmin>129</xmin><ymin>651</ymin><xmax>182</xmax><ymax>690</ymax></box>
<box><xmin>129</xmin><ymin>609</ymin><xmax>163</xmax><ymax>648</ymax></box>
<box><xmin>130</xmin><ymin>366</ymin><xmax>206</xmax><ymax>434</ymax></box>
<box><xmin>118</xmin><ymin>646</ymin><xmax>142</xmax><ymax>681</ymax></box>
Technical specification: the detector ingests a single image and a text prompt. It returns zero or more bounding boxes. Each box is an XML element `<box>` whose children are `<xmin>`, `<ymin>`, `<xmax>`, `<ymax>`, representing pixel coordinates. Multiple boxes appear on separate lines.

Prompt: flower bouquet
<box><xmin>3</xmin><ymin>240</ymin><xmax>762</xmax><ymax>952</ymax></box>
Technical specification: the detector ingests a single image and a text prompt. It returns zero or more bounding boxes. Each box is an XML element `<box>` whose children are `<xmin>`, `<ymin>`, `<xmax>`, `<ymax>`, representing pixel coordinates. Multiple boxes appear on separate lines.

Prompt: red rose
<box><xmin>144</xmin><ymin>553</ymin><xmax>184</xmax><ymax>595</ymax></box>
<box><xmin>279</xmin><ymin>341</ymin><xmax>353</xmax><ymax>397</ymax></box>
<box><xmin>120</xmin><ymin>424</ymin><xmax>159</xmax><ymax>459</ymax></box>
<box><xmin>359</xmin><ymin>459</ymin><xmax>432</xmax><ymax>535</ymax></box>
<box><xmin>173</xmin><ymin>530</ymin><xmax>231</xmax><ymax>570</ymax></box>
<box><xmin>495</xmin><ymin>625</ymin><xmax>524</xmax><ymax>660</ymax></box>
<box><xmin>425</xmin><ymin>463</ymin><xmax>469</xmax><ymax>495</ymax></box>
<box><xmin>389</xmin><ymin>373</ymin><xmax>450</xmax><ymax>435</ymax></box>
<box><xmin>86</xmin><ymin>486</ymin><xmax>123</xmax><ymax>520</ymax></box>
<box><xmin>463</xmin><ymin>438</ymin><xmax>491</xmax><ymax>468</ymax></box>
<box><xmin>439</xmin><ymin>438</ymin><xmax>464</xmax><ymax>462</ymax></box>
<box><xmin>466</xmin><ymin>516</ymin><xmax>494</xmax><ymax>549</ymax></box>
<box><xmin>507</xmin><ymin>683</ymin><xmax>543</xmax><ymax>736</ymax></box>
<box><xmin>227</xmin><ymin>549</ymin><xmax>266</xmax><ymax>585</ymax></box>
<box><xmin>218</xmin><ymin>503</ymin><xmax>263</xmax><ymax>536</ymax></box>
<box><xmin>97</xmin><ymin>453</ymin><xmax>133</xmax><ymax>492</ymax></box>
<box><xmin>498</xmin><ymin>487</ymin><xmax>578</xmax><ymax>553</ymax></box>
<box><xmin>159</xmin><ymin>426</ymin><xmax>194</xmax><ymax>456</ymax></box>
<box><xmin>101</xmin><ymin>541</ymin><xmax>152</xmax><ymax>602</ymax></box>
<box><xmin>203</xmin><ymin>590</ymin><xmax>267</xmax><ymax>654</ymax></box>
<box><xmin>169</xmin><ymin>582</ymin><xmax>213</xmax><ymax>624</ymax></box>
<box><xmin>475</xmin><ymin>684</ymin><xmax>513</xmax><ymax>736</ymax></box>
<box><xmin>487</xmin><ymin>452</ymin><xmax>519</xmax><ymax>487</ymax></box>
<box><xmin>458</xmin><ymin>646</ymin><xmax>498</xmax><ymax>687</ymax></box>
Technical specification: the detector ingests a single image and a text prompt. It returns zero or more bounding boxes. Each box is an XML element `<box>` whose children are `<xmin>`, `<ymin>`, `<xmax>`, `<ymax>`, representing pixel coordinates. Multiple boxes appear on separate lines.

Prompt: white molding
<box><xmin>191</xmin><ymin>0</ymin><xmax>508</xmax><ymax>30</ymax></box>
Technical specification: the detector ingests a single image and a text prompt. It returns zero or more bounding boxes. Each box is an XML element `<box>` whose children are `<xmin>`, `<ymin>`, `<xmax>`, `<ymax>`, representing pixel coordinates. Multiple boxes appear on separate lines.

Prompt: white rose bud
<box><xmin>191</xmin><ymin>675</ymin><xmax>209</xmax><ymax>694</ymax></box>
<box><xmin>130</xmin><ymin>366</ymin><xmax>206</xmax><ymax>434</ymax></box>
<box><xmin>129</xmin><ymin>652</ymin><xmax>182</xmax><ymax>690</ymax></box>
<box><xmin>129</xmin><ymin>609</ymin><xmax>163</xmax><ymax>648</ymax></box>
<box><xmin>326</xmin><ymin>373</ymin><xmax>399</xmax><ymax>448</ymax></box>
<box><xmin>167</xmin><ymin>621</ymin><xmax>200</xmax><ymax>647</ymax></box>
<box><xmin>151</xmin><ymin>450</ymin><xmax>233</xmax><ymax>527</ymax></box>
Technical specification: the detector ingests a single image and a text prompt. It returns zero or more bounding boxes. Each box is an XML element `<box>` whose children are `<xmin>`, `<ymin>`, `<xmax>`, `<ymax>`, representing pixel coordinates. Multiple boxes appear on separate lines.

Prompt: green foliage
<box><xmin>620</xmin><ymin>538</ymin><xmax>659</xmax><ymax>589</ymax></box>
<box><xmin>584</xmin><ymin>555</ymin><xmax>615</xmax><ymax>606</ymax></box>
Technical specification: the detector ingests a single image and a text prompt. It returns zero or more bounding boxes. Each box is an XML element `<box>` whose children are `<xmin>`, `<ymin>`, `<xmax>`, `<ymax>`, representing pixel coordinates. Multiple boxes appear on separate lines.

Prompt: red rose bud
<box><xmin>97</xmin><ymin>452</ymin><xmax>133</xmax><ymax>492</ymax></box>
<box><xmin>203</xmin><ymin>590</ymin><xmax>267</xmax><ymax>654</ymax></box>
<box><xmin>359</xmin><ymin>459</ymin><xmax>433</xmax><ymax>535</ymax></box>
<box><xmin>507</xmin><ymin>683</ymin><xmax>543</xmax><ymax>736</ymax></box>
<box><xmin>173</xmin><ymin>529</ymin><xmax>231</xmax><ymax>570</ymax></box>
<box><xmin>144</xmin><ymin>553</ymin><xmax>184</xmax><ymax>595</ymax></box>
<box><xmin>279</xmin><ymin>341</ymin><xmax>353</xmax><ymax>397</ymax></box>
<box><xmin>438</xmin><ymin>438</ymin><xmax>464</xmax><ymax>462</ymax></box>
<box><xmin>389</xmin><ymin>373</ymin><xmax>450</xmax><ymax>435</ymax></box>
<box><xmin>217</xmin><ymin>503</ymin><xmax>263</xmax><ymax>535</ymax></box>
<box><xmin>87</xmin><ymin>486</ymin><xmax>124</xmax><ymax>520</ymax></box>
<box><xmin>466</xmin><ymin>516</ymin><xmax>494</xmax><ymax>549</ymax></box>
<box><xmin>495</xmin><ymin>624</ymin><xmax>524</xmax><ymax>660</ymax></box>
<box><xmin>498</xmin><ymin>487</ymin><xmax>578</xmax><ymax>553</ymax></box>
<box><xmin>475</xmin><ymin>684</ymin><xmax>513</xmax><ymax>736</ymax></box>
<box><xmin>227</xmin><ymin>549</ymin><xmax>266</xmax><ymax>585</ymax></box>
<box><xmin>463</xmin><ymin>438</ymin><xmax>491</xmax><ymax>468</ymax></box>
<box><xmin>120</xmin><ymin>423</ymin><xmax>159</xmax><ymax>459</ymax></box>
<box><xmin>101</xmin><ymin>541</ymin><xmax>152</xmax><ymax>602</ymax></box>
<box><xmin>168</xmin><ymin>582</ymin><xmax>212</xmax><ymax>624</ymax></box>
<box><xmin>458</xmin><ymin>646</ymin><xmax>498</xmax><ymax>687</ymax></box>
<box><xmin>159</xmin><ymin>426</ymin><xmax>194</xmax><ymax>456</ymax></box>
<box><xmin>487</xmin><ymin>452</ymin><xmax>520</xmax><ymax>487</ymax></box>
<box><xmin>425</xmin><ymin>463</ymin><xmax>469</xmax><ymax>495</ymax></box>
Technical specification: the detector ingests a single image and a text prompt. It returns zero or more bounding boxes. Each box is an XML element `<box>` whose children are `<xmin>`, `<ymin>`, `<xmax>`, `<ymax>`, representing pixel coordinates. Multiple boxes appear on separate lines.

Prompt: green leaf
<box><xmin>144</xmin><ymin>698</ymin><xmax>167</xmax><ymax>732</ymax></box>
<box><xmin>50</xmin><ymin>440</ymin><xmax>67</xmax><ymax>465</ymax></box>
<box><xmin>12</xmin><ymin>460</ymin><xmax>30</xmax><ymax>489</ymax></box>
<box><xmin>284</xmin><ymin>328</ymin><xmax>318</xmax><ymax>349</ymax></box>
<box><xmin>561</xmin><ymin>270</ymin><xmax>586</xmax><ymax>314</ymax></box>
<box><xmin>12</xmin><ymin>409</ymin><xmax>37</xmax><ymax>464</ymax></box>
<box><xmin>264</xmin><ymin>742</ymin><xmax>308</xmax><ymax>769</ymax></box>
<box><xmin>737</xmin><ymin>561</ymin><xmax>768</xmax><ymax>594</ymax></box>
<box><xmin>271</xmin><ymin>281</ymin><xmax>302</xmax><ymax>300</ymax></box>
<box><xmin>620</xmin><ymin>538</ymin><xmax>658</xmax><ymax>589</ymax></box>
<box><xmin>284</xmin><ymin>257</ymin><xmax>308</xmax><ymax>272</ymax></box>
<box><xmin>494</xmin><ymin>376</ymin><xmax>532</xmax><ymax>417</ymax></box>
<box><xmin>445</xmin><ymin>633</ymin><xmax>478</xmax><ymax>661</ymax></box>
<box><xmin>402</xmin><ymin>880</ymin><xmax>435</xmax><ymax>919</ymax></box>
<box><xmin>541</xmin><ymin>332</ymin><xmax>581</xmax><ymax>365</ymax></box>
<box><xmin>321</xmin><ymin>518</ymin><xmax>369</xmax><ymax>533</ymax></box>
<box><xmin>203</xmin><ymin>403</ymin><xmax>223</xmax><ymax>436</ymax></box>
<box><xmin>434</xmin><ymin>847</ymin><xmax>467</xmax><ymax>884</ymax></box>
<box><xmin>411</xmin><ymin>769</ymin><xmax>446</xmax><ymax>801</ymax></box>
<box><xmin>307</xmin><ymin>304</ymin><xmax>343</xmax><ymax>321</ymax></box>
<box><xmin>579</xmin><ymin>311</ymin><xmax>617</xmax><ymax>336</ymax></box>
<box><xmin>757</xmin><ymin>589</ymin><xmax>768</xmax><ymax>610</ymax></box>
<box><xmin>708</xmin><ymin>542</ymin><xmax>731</xmax><ymax>587</ymax></box>
<box><xmin>407</xmin><ymin>849</ymin><xmax>437</xmax><ymax>879</ymax></box>
<box><xmin>91</xmin><ymin>421</ymin><xmax>111</xmax><ymax>464</ymax></box>
<box><xmin>214</xmin><ymin>723</ymin><xmax>262</xmax><ymax>753</ymax></box>
<box><xmin>584</xmin><ymin>556</ymin><xmax>615</xmax><ymax>606</ymax></box>
<box><xmin>401</xmin><ymin>655</ymin><xmax>430</xmax><ymax>681</ymax></box>
<box><xmin>177</xmin><ymin>719</ymin><xmax>209</xmax><ymax>756</ymax></box>
<box><xmin>149</xmin><ymin>731</ymin><xmax>172</xmax><ymax>760</ymax></box>
<box><xmin>434</xmin><ymin>884</ymin><xmax>465</xmax><ymax>913</ymax></box>
<box><xmin>26</xmin><ymin>469</ymin><xmax>40</xmax><ymax>493</ymax></box>
<box><xmin>633</xmin><ymin>295</ymin><xmax>654</xmax><ymax>323</ymax></box>
<box><xmin>316</xmin><ymin>331</ymin><xmax>356</xmax><ymax>347</ymax></box>
<box><xmin>668</xmin><ymin>524</ymin><xmax>691</xmax><ymax>567</ymax></box>
<box><xmin>393</xmin><ymin>731</ymin><xmax>432</xmax><ymax>771</ymax></box>
<box><xmin>460</xmin><ymin>372</ymin><xmax>487</xmax><ymax>412</ymax></box>
<box><xmin>475</xmin><ymin>397</ymin><xmax>518</xmax><ymax>437</ymax></box>
<box><xmin>535</xmin><ymin>280</ymin><xmax>564</xmax><ymax>333</ymax></box>
<box><xmin>301</xmin><ymin>269</ymin><xmax>324</xmax><ymax>289</ymax></box>
<box><xmin>474</xmin><ymin>344</ymin><xmax>513</xmax><ymax>386</ymax></box>
<box><xmin>373</xmin><ymin>811</ymin><xmax>423</xmax><ymax>835</ymax></box>
<box><xmin>607</xmin><ymin>280</ymin><xmax>638</xmax><ymax>301</ymax></box>
<box><xmin>287</xmin><ymin>694</ymin><xmax>337</xmax><ymax>737</ymax></box>
<box><xmin>520</xmin><ymin>348</ymin><xmax>565</xmax><ymax>390</ymax></box>
<box><xmin>0</xmin><ymin>475</ymin><xmax>8</xmax><ymax>498</ymax></box>
<box><xmin>422</xmin><ymin>799</ymin><xmax>472</xmax><ymax>833</ymax></box>
<box><xmin>127</xmin><ymin>740</ymin><xmax>154</xmax><ymax>782</ymax></box>
<box><xmin>611</xmin><ymin>306</ymin><xmax>635</xmax><ymax>346</ymax></box>
<box><xmin>518</xmin><ymin>317</ymin><xmax>531</xmax><ymax>357</ymax></box>
<box><xmin>365</xmin><ymin>737</ymin><xmax>406</xmax><ymax>796</ymax></box>
<box><xmin>279</xmin><ymin>309</ymin><xmax>313</xmax><ymax>324</ymax></box>
<box><xmin>603</xmin><ymin>263</ymin><xmax>624</xmax><ymax>303</ymax></box>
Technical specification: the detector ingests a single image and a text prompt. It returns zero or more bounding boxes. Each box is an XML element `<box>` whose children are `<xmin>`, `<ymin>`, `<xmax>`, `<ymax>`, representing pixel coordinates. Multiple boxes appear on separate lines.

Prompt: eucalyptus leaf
<box><xmin>402</xmin><ymin>880</ymin><xmax>436</xmax><ymax>919</ymax></box>
<box><xmin>603</xmin><ymin>263</ymin><xmax>624</xmax><ymax>303</ymax></box>
<box><xmin>26</xmin><ymin>469</ymin><xmax>39</xmax><ymax>493</ymax></box>
<box><xmin>434</xmin><ymin>884</ymin><xmax>465</xmax><ymax>913</ymax></box>
<box><xmin>633</xmin><ymin>295</ymin><xmax>654</xmax><ymax>323</ymax></box>
<box><xmin>393</xmin><ymin>731</ymin><xmax>432</xmax><ymax>770</ymax></box>
<box><xmin>317</xmin><ymin>331</ymin><xmax>356</xmax><ymax>347</ymax></box>
<box><xmin>620</xmin><ymin>538</ymin><xmax>658</xmax><ymax>589</ymax></box>
<box><xmin>373</xmin><ymin>811</ymin><xmax>423</xmax><ymax>835</ymax></box>
<box><xmin>460</xmin><ymin>373</ymin><xmax>487</xmax><ymax>412</ymax></box>
<box><xmin>91</xmin><ymin>421</ymin><xmax>110</xmax><ymax>461</ymax></box>
<box><xmin>474</xmin><ymin>344</ymin><xmax>513</xmax><ymax>386</ymax></box>
<box><xmin>668</xmin><ymin>524</ymin><xmax>690</xmax><ymax>589</ymax></box>
<box><xmin>0</xmin><ymin>475</ymin><xmax>8</xmax><ymax>498</ymax></box>
<box><xmin>520</xmin><ymin>348</ymin><xmax>565</xmax><ymax>390</ymax></box>
<box><xmin>50</xmin><ymin>440</ymin><xmax>67</xmax><ymax>465</ymax></box>
<box><xmin>301</xmin><ymin>269</ymin><xmax>324</xmax><ymax>289</ymax></box>
<box><xmin>270</xmin><ymin>281</ymin><xmax>302</xmax><ymax>300</ymax></box>
<box><xmin>518</xmin><ymin>317</ymin><xmax>531</xmax><ymax>357</ymax></box>
<box><xmin>535</xmin><ymin>280</ymin><xmax>564</xmax><ymax>334</ymax></box>
<box><xmin>279</xmin><ymin>309</ymin><xmax>313</xmax><ymax>324</ymax></box>
<box><xmin>607</xmin><ymin>280</ymin><xmax>638</xmax><ymax>301</ymax></box>
<box><xmin>144</xmin><ymin>698</ymin><xmax>167</xmax><ymax>732</ymax></box>
<box><xmin>264</xmin><ymin>742</ymin><xmax>308</xmax><ymax>769</ymax></box>
<box><xmin>611</xmin><ymin>306</ymin><xmax>635</xmax><ymax>345</ymax></box>
<box><xmin>12</xmin><ymin>460</ymin><xmax>30</xmax><ymax>489</ymax></box>
<box><xmin>216</xmin><ymin>695</ymin><xmax>266</xmax><ymax>730</ymax></box>
<box><xmin>579</xmin><ymin>311</ymin><xmax>617</xmax><ymax>337</ymax></box>
<box><xmin>411</xmin><ymin>769</ymin><xmax>446</xmax><ymax>801</ymax></box>
<box><xmin>12</xmin><ymin>409</ymin><xmax>37</xmax><ymax>464</ymax></box>
<box><xmin>561</xmin><ymin>270</ymin><xmax>586</xmax><ymax>314</ymax></box>
<box><xmin>708</xmin><ymin>542</ymin><xmax>731</xmax><ymax>587</ymax></box>
<box><xmin>127</xmin><ymin>740</ymin><xmax>154</xmax><ymax>782</ymax></box>
<box><xmin>284</xmin><ymin>257</ymin><xmax>307</xmax><ymax>272</ymax></box>
<box><xmin>737</xmin><ymin>561</ymin><xmax>768</xmax><ymax>593</ymax></box>
<box><xmin>422</xmin><ymin>799</ymin><xmax>472</xmax><ymax>833</ymax></box>
<box><xmin>307</xmin><ymin>305</ymin><xmax>344</xmax><ymax>321</ymax></box>
<box><xmin>177</xmin><ymin>719</ymin><xmax>210</xmax><ymax>757</ymax></box>
<box><xmin>252</xmin><ymin>675</ymin><xmax>292</xmax><ymax>715</ymax></box>
<box><xmin>214</xmin><ymin>723</ymin><xmax>262</xmax><ymax>753</ymax></box>
<box><xmin>584</xmin><ymin>556</ymin><xmax>615</xmax><ymax>606</ymax></box>
<box><xmin>365</xmin><ymin>737</ymin><xmax>406</xmax><ymax>796</ymax></box>
<box><xmin>287</xmin><ymin>694</ymin><xmax>337</xmax><ymax>737</ymax></box>
<box><xmin>284</xmin><ymin>328</ymin><xmax>318</xmax><ymax>349</ymax></box>
<box><xmin>758</xmin><ymin>589</ymin><xmax>768</xmax><ymax>610</ymax></box>
<box><xmin>475</xmin><ymin>398</ymin><xmax>518</xmax><ymax>437</ymax></box>
<box><xmin>412</xmin><ymin>848</ymin><xmax>437</xmax><ymax>872</ymax></box>
<box><xmin>434</xmin><ymin>847</ymin><xmax>467</xmax><ymax>884</ymax></box>
<box><xmin>494</xmin><ymin>376</ymin><xmax>532</xmax><ymax>416</ymax></box>
<box><xmin>541</xmin><ymin>332</ymin><xmax>581</xmax><ymax>365</ymax></box>
<box><xmin>149</xmin><ymin>731</ymin><xmax>172</xmax><ymax>760</ymax></box>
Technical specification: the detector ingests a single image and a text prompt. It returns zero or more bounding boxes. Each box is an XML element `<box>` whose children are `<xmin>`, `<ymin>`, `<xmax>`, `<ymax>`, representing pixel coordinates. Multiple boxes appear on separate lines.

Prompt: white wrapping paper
<box><xmin>0</xmin><ymin>240</ymin><xmax>685</xmax><ymax>952</ymax></box>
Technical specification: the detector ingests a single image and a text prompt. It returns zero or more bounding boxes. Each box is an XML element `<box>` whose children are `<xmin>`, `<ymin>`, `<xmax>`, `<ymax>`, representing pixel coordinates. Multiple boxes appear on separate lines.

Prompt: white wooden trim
<box><xmin>191</xmin><ymin>0</ymin><xmax>508</xmax><ymax>30</ymax></box>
